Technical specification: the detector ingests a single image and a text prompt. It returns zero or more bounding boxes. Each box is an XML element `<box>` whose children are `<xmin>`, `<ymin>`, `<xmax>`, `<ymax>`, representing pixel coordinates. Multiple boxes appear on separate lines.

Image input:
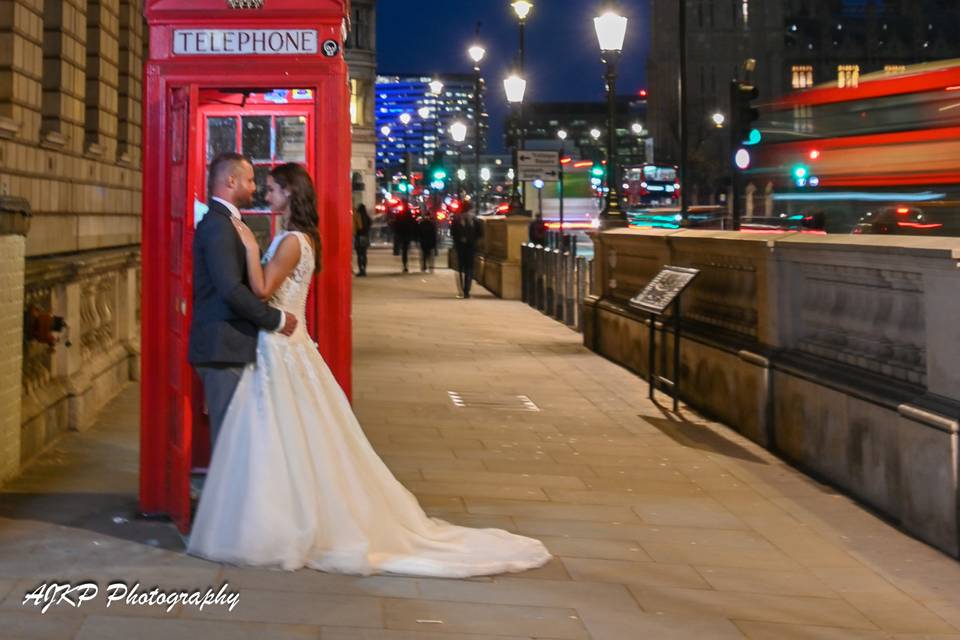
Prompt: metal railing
<box><xmin>521</xmin><ymin>233</ymin><xmax>593</xmax><ymax>332</ymax></box>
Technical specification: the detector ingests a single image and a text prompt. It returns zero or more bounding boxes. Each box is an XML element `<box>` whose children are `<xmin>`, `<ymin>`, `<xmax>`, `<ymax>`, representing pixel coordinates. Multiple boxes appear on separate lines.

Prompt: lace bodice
<box><xmin>262</xmin><ymin>231</ymin><xmax>315</xmax><ymax>327</ymax></box>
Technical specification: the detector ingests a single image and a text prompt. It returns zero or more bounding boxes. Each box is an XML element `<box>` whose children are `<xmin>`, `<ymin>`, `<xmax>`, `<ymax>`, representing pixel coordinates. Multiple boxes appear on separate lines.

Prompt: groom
<box><xmin>188</xmin><ymin>153</ymin><xmax>297</xmax><ymax>447</ymax></box>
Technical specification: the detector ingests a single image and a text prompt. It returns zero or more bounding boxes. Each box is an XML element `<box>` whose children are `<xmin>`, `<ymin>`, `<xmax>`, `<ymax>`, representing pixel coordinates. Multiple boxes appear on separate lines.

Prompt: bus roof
<box><xmin>767</xmin><ymin>58</ymin><xmax>960</xmax><ymax>109</ymax></box>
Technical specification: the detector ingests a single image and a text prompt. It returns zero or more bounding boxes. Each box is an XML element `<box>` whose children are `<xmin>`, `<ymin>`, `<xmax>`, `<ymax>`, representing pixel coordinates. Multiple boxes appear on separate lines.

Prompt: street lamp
<box><xmin>711</xmin><ymin>112</ymin><xmax>726</xmax><ymax>128</ymax></box>
<box><xmin>429</xmin><ymin>79</ymin><xmax>444</xmax><ymax>96</ymax></box>
<box><xmin>468</xmin><ymin>43</ymin><xmax>486</xmax><ymax>210</ymax></box>
<box><xmin>399</xmin><ymin>112</ymin><xmax>412</xmax><ymax>126</ymax></box>
<box><xmin>594</xmin><ymin>7</ymin><xmax>629</xmax><ymax>228</ymax></box>
<box><xmin>511</xmin><ymin>0</ymin><xmax>534</xmax><ymax>70</ymax></box>
<box><xmin>450</xmin><ymin>120</ymin><xmax>468</xmax><ymax>197</ymax></box>
<box><xmin>590</xmin><ymin>127</ymin><xmax>602</xmax><ymax>141</ymax></box>
<box><xmin>631</xmin><ymin>122</ymin><xmax>644</xmax><ymax>135</ymax></box>
<box><xmin>380</xmin><ymin>125</ymin><xmax>391</xmax><ymax>137</ymax></box>
<box><xmin>504</xmin><ymin>72</ymin><xmax>527</xmax><ymax>214</ymax></box>
<box><xmin>417</xmin><ymin>106</ymin><xmax>431</xmax><ymax>120</ymax></box>
<box><xmin>449</xmin><ymin>120</ymin><xmax>468</xmax><ymax>143</ymax></box>
<box><xmin>468</xmin><ymin>45</ymin><xmax>486</xmax><ymax>65</ymax></box>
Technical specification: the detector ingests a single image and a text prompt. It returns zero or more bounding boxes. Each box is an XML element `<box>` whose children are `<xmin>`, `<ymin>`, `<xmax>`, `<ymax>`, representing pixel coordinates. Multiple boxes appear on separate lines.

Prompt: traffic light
<box><xmin>730</xmin><ymin>78</ymin><xmax>760</xmax><ymax>231</ymax></box>
<box><xmin>429</xmin><ymin>166</ymin><xmax>447</xmax><ymax>191</ymax></box>
<box><xmin>729</xmin><ymin>79</ymin><xmax>760</xmax><ymax>149</ymax></box>
<box><xmin>791</xmin><ymin>163</ymin><xmax>809</xmax><ymax>187</ymax></box>
<box><xmin>590</xmin><ymin>164</ymin><xmax>605</xmax><ymax>178</ymax></box>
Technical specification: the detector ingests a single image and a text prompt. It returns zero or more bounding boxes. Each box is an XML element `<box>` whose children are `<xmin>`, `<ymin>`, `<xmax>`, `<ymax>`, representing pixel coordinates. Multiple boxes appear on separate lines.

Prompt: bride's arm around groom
<box><xmin>188</xmin><ymin>153</ymin><xmax>296</xmax><ymax>446</ymax></box>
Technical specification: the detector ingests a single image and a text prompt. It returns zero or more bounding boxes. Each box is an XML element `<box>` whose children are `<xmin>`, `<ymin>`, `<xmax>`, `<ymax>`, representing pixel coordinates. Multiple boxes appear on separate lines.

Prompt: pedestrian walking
<box><xmin>395</xmin><ymin>200</ymin><xmax>416</xmax><ymax>273</ymax></box>
<box><xmin>417</xmin><ymin>210</ymin><xmax>438</xmax><ymax>273</ymax></box>
<box><xmin>528</xmin><ymin>212</ymin><xmax>547</xmax><ymax>246</ymax></box>
<box><xmin>450</xmin><ymin>202</ymin><xmax>483</xmax><ymax>299</ymax></box>
<box><xmin>353</xmin><ymin>203</ymin><xmax>372</xmax><ymax>277</ymax></box>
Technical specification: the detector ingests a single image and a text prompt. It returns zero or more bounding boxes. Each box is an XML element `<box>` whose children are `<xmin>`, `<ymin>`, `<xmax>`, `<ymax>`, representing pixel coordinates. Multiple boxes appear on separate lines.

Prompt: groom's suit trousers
<box><xmin>197</xmin><ymin>366</ymin><xmax>244</xmax><ymax>447</ymax></box>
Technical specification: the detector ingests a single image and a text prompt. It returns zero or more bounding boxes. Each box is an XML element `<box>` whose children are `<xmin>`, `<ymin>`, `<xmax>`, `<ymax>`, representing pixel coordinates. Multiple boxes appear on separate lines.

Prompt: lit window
<box><xmin>350</xmin><ymin>79</ymin><xmax>361</xmax><ymax>125</ymax></box>
<box><xmin>741</xmin><ymin>0</ymin><xmax>749</xmax><ymax>27</ymax></box>
<box><xmin>792</xmin><ymin>65</ymin><xmax>813</xmax><ymax>89</ymax></box>
<box><xmin>837</xmin><ymin>64</ymin><xmax>859</xmax><ymax>89</ymax></box>
<box><xmin>884</xmin><ymin>65</ymin><xmax>906</xmax><ymax>74</ymax></box>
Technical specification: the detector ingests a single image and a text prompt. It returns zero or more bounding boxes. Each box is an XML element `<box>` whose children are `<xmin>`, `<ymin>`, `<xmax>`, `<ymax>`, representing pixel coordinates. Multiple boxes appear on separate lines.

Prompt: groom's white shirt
<box><xmin>212</xmin><ymin>196</ymin><xmax>286</xmax><ymax>333</ymax></box>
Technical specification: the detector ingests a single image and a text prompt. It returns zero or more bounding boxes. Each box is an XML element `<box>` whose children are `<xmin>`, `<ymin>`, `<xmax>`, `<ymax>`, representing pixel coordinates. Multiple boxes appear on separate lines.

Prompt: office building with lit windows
<box><xmin>375</xmin><ymin>73</ymin><xmax>487</xmax><ymax>179</ymax></box>
<box><xmin>647</xmin><ymin>0</ymin><xmax>960</xmax><ymax>203</ymax></box>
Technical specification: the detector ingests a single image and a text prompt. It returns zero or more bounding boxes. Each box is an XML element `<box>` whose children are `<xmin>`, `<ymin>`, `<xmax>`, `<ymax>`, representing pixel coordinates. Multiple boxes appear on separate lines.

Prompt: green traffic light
<box><xmin>591</xmin><ymin>166</ymin><xmax>605</xmax><ymax>177</ymax></box>
<box><xmin>432</xmin><ymin>169</ymin><xmax>447</xmax><ymax>180</ymax></box>
<box><xmin>746</xmin><ymin>129</ymin><xmax>762</xmax><ymax>145</ymax></box>
<box><xmin>792</xmin><ymin>165</ymin><xmax>809</xmax><ymax>180</ymax></box>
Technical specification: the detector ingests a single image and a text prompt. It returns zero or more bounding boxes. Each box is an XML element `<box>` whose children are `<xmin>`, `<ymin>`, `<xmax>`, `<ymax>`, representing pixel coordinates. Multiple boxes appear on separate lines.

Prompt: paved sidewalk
<box><xmin>2</xmin><ymin>247</ymin><xmax>959</xmax><ymax>639</ymax></box>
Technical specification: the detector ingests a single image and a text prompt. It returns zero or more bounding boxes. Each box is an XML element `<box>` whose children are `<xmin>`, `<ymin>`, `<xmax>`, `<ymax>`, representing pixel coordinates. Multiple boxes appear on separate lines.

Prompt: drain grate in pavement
<box><xmin>448</xmin><ymin>391</ymin><xmax>540</xmax><ymax>412</ymax></box>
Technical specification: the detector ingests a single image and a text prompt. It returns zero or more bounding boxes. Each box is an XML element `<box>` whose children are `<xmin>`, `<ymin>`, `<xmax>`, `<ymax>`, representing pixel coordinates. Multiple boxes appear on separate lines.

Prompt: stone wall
<box><xmin>0</xmin><ymin>202</ymin><xmax>29</xmax><ymax>483</ymax></box>
<box><xmin>21</xmin><ymin>247</ymin><xmax>139</xmax><ymax>465</ymax></box>
<box><xmin>584</xmin><ymin>229</ymin><xmax>960</xmax><ymax>557</ymax></box>
<box><xmin>0</xmin><ymin>0</ymin><xmax>144</xmax><ymax>482</ymax></box>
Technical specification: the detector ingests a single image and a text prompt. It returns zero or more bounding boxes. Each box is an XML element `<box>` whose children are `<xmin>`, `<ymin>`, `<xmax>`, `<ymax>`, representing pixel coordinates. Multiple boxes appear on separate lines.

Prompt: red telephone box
<box><xmin>139</xmin><ymin>0</ymin><xmax>352</xmax><ymax>532</ymax></box>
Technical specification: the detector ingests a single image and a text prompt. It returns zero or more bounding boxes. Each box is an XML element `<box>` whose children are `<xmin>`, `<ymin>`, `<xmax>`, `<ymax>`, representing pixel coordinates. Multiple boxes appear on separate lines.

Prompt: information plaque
<box><xmin>628</xmin><ymin>266</ymin><xmax>700</xmax><ymax>315</ymax></box>
<box><xmin>628</xmin><ymin>266</ymin><xmax>700</xmax><ymax>412</ymax></box>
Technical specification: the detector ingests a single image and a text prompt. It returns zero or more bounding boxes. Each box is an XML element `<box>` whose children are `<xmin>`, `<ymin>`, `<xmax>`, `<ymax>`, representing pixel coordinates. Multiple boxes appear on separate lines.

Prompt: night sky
<box><xmin>376</xmin><ymin>0</ymin><xmax>651</xmax><ymax>152</ymax></box>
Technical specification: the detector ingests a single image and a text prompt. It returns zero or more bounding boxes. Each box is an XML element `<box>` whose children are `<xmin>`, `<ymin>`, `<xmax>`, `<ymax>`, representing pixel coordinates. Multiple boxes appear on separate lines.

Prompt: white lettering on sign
<box><xmin>173</xmin><ymin>30</ymin><xmax>319</xmax><ymax>56</ymax></box>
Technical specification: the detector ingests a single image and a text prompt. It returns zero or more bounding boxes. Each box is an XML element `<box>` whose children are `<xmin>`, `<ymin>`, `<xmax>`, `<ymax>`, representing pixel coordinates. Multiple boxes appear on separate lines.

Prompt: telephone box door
<box><xmin>165</xmin><ymin>85</ymin><xmax>198</xmax><ymax>533</ymax></box>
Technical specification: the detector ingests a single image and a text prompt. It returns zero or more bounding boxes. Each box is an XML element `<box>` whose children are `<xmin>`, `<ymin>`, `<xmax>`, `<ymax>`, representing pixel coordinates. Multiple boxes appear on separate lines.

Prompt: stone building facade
<box><xmin>0</xmin><ymin>0</ymin><xmax>144</xmax><ymax>483</ymax></box>
<box><xmin>346</xmin><ymin>0</ymin><xmax>376</xmax><ymax>213</ymax></box>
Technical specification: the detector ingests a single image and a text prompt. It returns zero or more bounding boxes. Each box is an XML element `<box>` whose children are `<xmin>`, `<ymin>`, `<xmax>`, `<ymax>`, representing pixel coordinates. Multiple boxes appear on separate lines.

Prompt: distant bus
<box><xmin>744</xmin><ymin>59</ymin><xmax>960</xmax><ymax>235</ymax></box>
<box><xmin>624</xmin><ymin>164</ymin><xmax>680</xmax><ymax>209</ymax></box>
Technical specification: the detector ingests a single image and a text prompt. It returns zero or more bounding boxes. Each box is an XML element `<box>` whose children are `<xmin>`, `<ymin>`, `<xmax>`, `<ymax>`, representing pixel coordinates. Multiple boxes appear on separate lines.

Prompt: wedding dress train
<box><xmin>187</xmin><ymin>231</ymin><xmax>551</xmax><ymax>576</ymax></box>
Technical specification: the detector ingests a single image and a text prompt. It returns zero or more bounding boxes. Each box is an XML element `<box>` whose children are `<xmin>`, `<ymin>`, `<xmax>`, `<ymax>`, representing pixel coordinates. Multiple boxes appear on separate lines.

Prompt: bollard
<box><xmin>544</xmin><ymin>248</ymin><xmax>553</xmax><ymax>315</ymax></box>
<box><xmin>555</xmin><ymin>249</ymin><xmax>565</xmax><ymax>321</ymax></box>
<box><xmin>521</xmin><ymin>244</ymin><xmax>529</xmax><ymax>304</ymax></box>
<box><xmin>575</xmin><ymin>256</ymin><xmax>587</xmax><ymax>331</ymax></box>
<box><xmin>534</xmin><ymin>245</ymin><xmax>547</xmax><ymax>310</ymax></box>
<box><xmin>564</xmin><ymin>251</ymin><xmax>576</xmax><ymax>326</ymax></box>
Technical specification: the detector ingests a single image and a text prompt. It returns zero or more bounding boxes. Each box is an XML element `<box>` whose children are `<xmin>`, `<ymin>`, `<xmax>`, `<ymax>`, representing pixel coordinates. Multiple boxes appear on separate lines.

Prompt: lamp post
<box><xmin>450</xmin><ymin>120</ymin><xmax>468</xmax><ymax>198</ymax></box>
<box><xmin>503</xmin><ymin>72</ymin><xmax>527</xmax><ymax>215</ymax></box>
<box><xmin>594</xmin><ymin>7</ymin><xmax>629</xmax><ymax>228</ymax></box>
<box><xmin>511</xmin><ymin>1</ymin><xmax>533</xmax><ymax>210</ymax></box>
<box><xmin>428</xmin><ymin>79</ymin><xmax>445</xmax><ymax>209</ymax></box>
<box><xmin>428</xmin><ymin>78</ymin><xmax>444</xmax><ymax>161</ymax></box>
<box><xmin>468</xmin><ymin>44</ymin><xmax>486</xmax><ymax>210</ymax></box>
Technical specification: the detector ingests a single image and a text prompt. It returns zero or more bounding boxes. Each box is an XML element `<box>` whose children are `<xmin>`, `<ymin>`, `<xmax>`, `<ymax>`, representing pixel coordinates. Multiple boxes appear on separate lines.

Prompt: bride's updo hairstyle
<box><xmin>271</xmin><ymin>163</ymin><xmax>322</xmax><ymax>271</ymax></box>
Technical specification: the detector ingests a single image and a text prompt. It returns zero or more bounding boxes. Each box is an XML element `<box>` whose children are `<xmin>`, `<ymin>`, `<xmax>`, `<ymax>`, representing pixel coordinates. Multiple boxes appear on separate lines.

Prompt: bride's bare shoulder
<box><xmin>270</xmin><ymin>233</ymin><xmax>302</xmax><ymax>264</ymax></box>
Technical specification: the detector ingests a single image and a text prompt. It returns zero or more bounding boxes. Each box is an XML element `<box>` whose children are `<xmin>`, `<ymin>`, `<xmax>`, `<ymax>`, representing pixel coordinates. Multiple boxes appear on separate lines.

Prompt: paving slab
<box><xmin>0</xmin><ymin>248</ymin><xmax>957</xmax><ymax>638</ymax></box>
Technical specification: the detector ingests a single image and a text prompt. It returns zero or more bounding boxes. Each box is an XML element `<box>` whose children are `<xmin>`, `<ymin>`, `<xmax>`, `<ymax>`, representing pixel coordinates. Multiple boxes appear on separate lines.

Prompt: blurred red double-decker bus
<box><xmin>743</xmin><ymin>59</ymin><xmax>960</xmax><ymax>235</ymax></box>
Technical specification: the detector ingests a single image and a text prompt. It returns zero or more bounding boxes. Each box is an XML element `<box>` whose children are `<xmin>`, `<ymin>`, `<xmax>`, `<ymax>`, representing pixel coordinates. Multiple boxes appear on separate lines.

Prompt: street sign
<box><xmin>518</xmin><ymin>150</ymin><xmax>559</xmax><ymax>166</ymax></box>
<box><xmin>518</xmin><ymin>167</ymin><xmax>560</xmax><ymax>181</ymax></box>
<box><xmin>518</xmin><ymin>150</ymin><xmax>559</xmax><ymax>182</ymax></box>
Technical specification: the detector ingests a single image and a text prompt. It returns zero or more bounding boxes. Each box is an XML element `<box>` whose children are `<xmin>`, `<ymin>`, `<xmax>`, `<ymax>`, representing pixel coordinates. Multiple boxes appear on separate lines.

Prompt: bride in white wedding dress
<box><xmin>187</xmin><ymin>163</ymin><xmax>551</xmax><ymax>577</ymax></box>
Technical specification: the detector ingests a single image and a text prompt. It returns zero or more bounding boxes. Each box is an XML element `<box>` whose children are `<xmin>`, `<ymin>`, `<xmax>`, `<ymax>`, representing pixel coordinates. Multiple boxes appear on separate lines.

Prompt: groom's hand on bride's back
<box><xmin>279</xmin><ymin>313</ymin><xmax>298</xmax><ymax>336</ymax></box>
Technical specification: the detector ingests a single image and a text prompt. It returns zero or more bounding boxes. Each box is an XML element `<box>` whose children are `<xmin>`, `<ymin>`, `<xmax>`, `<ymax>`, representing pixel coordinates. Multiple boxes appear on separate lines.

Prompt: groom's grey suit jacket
<box><xmin>188</xmin><ymin>200</ymin><xmax>282</xmax><ymax>366</ymax></box>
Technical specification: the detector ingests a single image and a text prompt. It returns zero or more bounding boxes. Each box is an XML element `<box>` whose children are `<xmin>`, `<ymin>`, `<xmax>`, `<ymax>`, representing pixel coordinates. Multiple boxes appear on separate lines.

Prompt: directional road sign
<box><xmin>517</xmin><ymin>150</ymin><xmax>559</xmax><ymax>182</ymax></box>
<box><xmin>518</xmin><ymin>167</ymin><xmax>560</xmax><ymax>181</ymax></box>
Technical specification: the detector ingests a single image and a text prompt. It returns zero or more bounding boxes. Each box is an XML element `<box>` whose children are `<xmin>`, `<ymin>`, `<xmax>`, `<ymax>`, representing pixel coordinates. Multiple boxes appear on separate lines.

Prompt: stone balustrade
<box><xmin>20</xmin><ymin>247</ymin><xmax>140</xmax><ymax>466</ymax></box>
<box><xmin>474</xmin><ymin>216</ymin><xmax>530</xmax><ymax>300</ymax></box>
<box><xmin>584</xmin><ymin>228</ymin><xmax>960</xmax><ymax>557</ymax></box>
